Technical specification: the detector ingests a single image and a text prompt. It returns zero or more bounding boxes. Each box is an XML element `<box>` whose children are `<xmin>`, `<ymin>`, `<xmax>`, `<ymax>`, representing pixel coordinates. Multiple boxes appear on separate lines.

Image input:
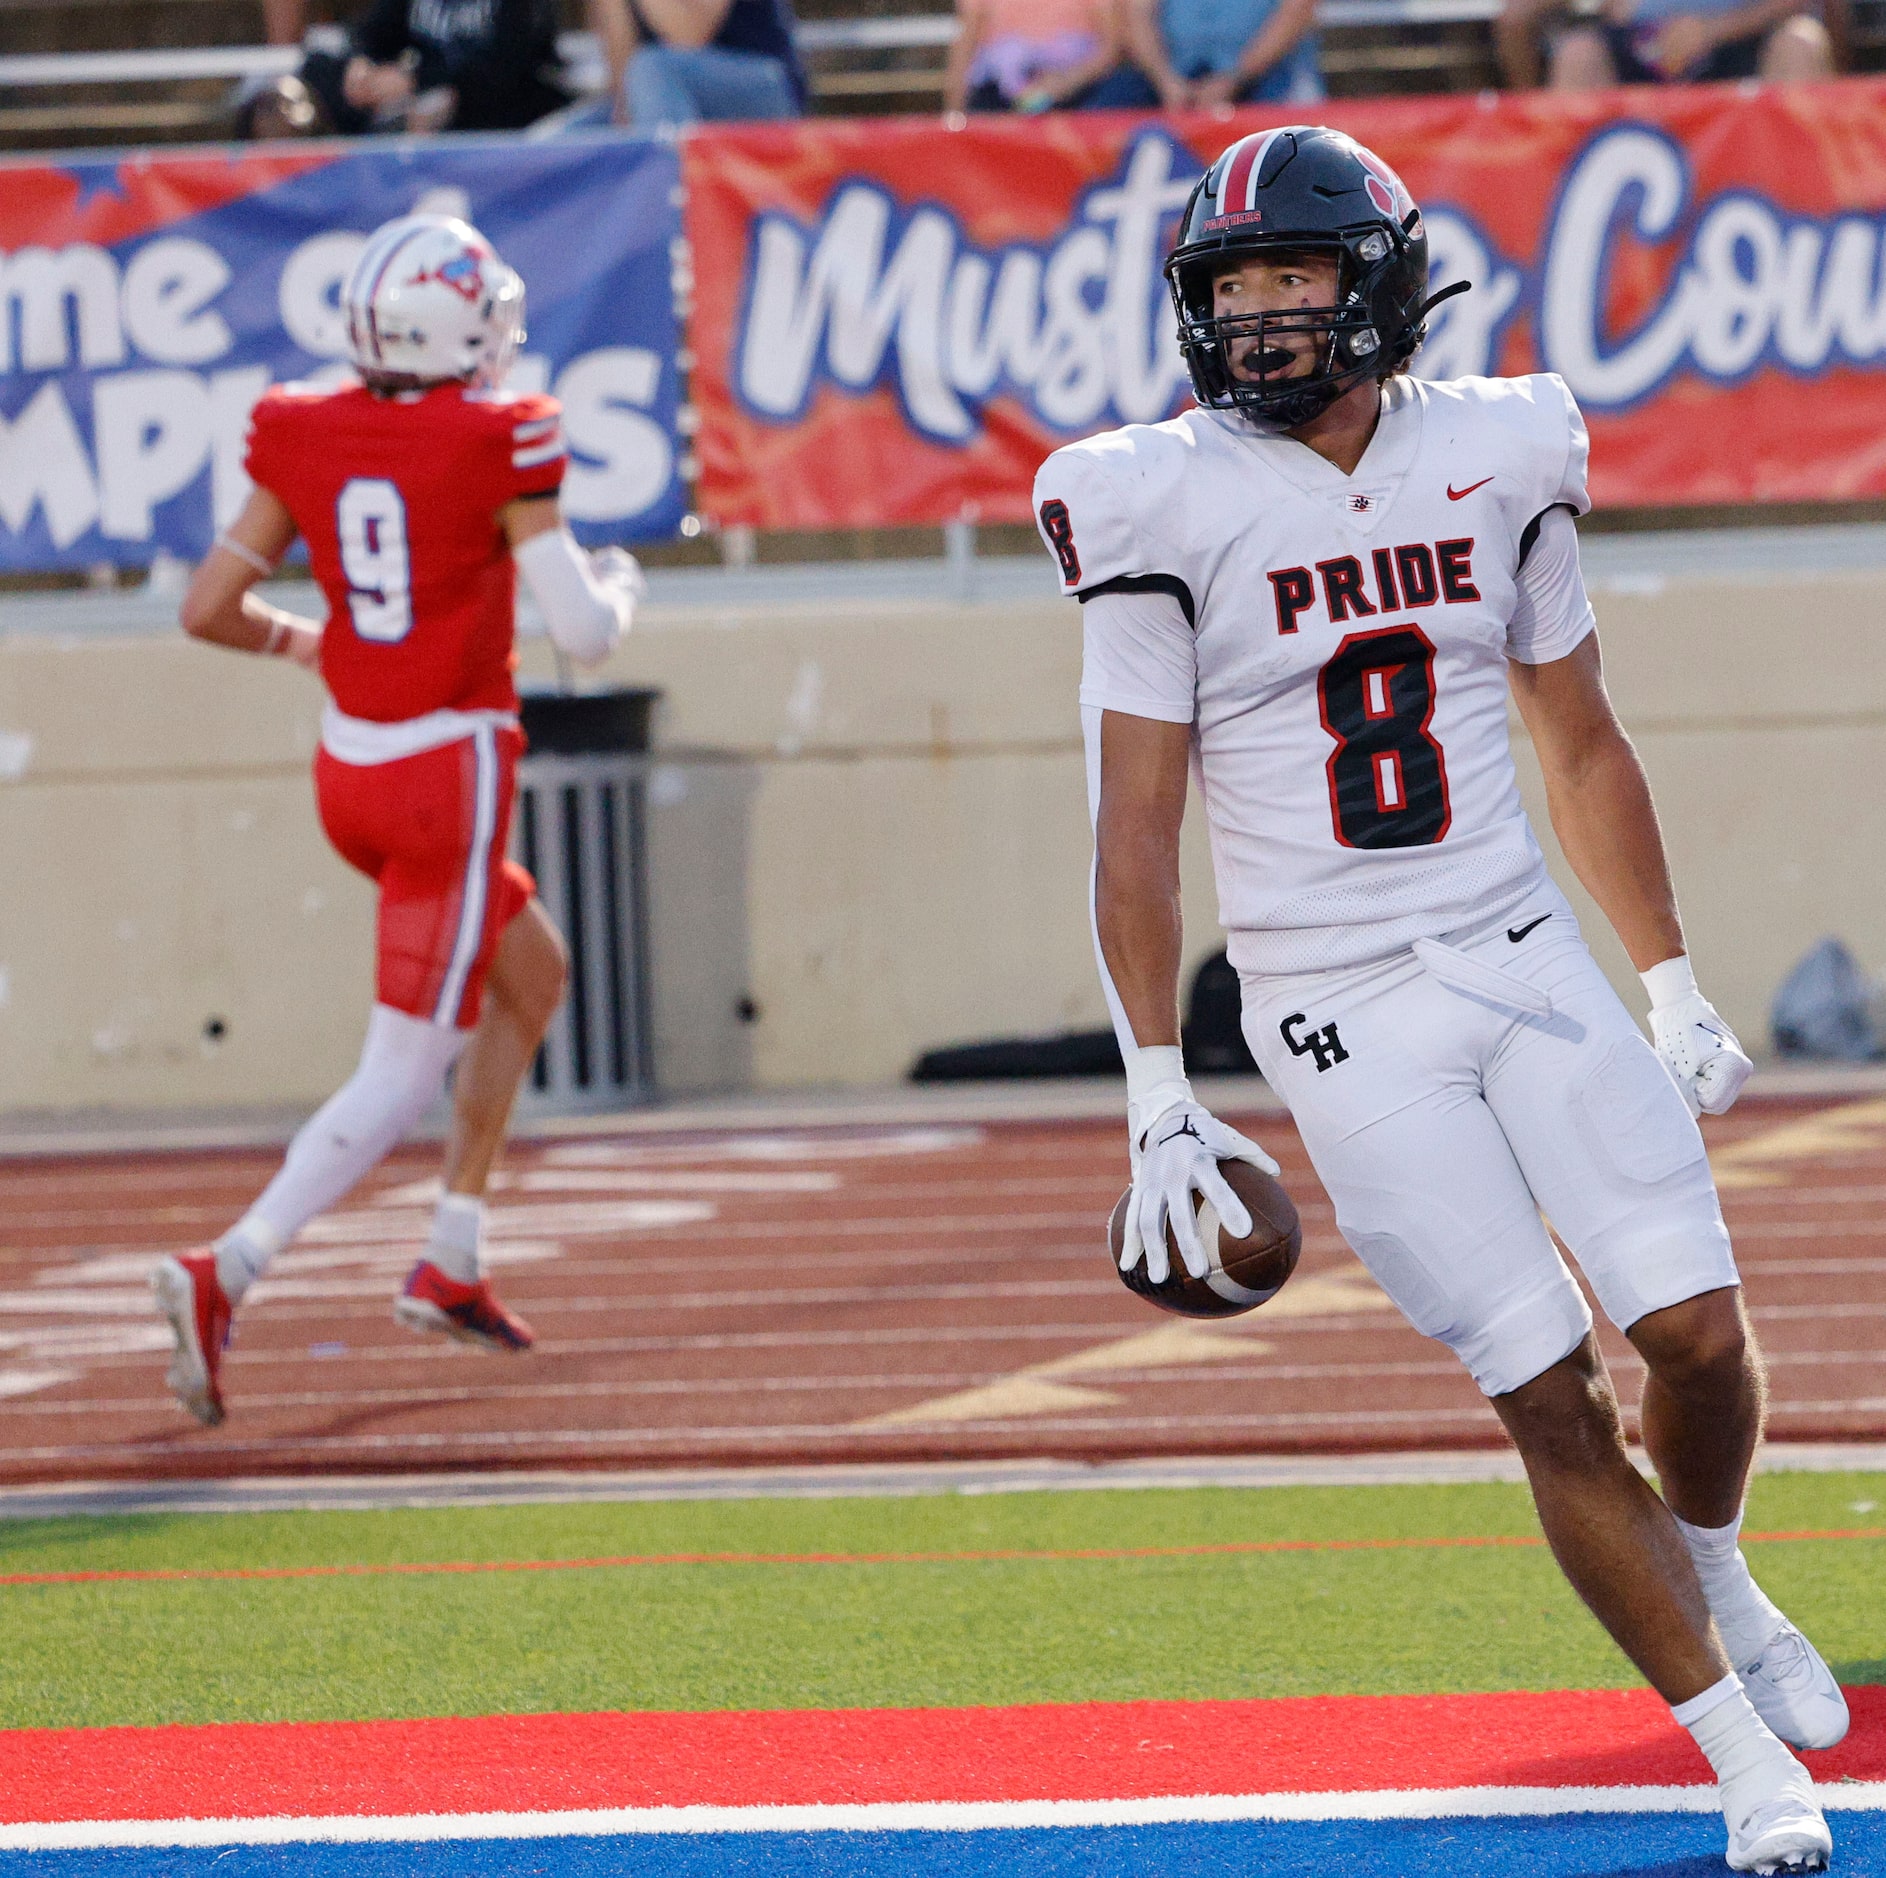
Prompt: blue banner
<box><xmin>0</xmin><ymin>133</ymin><xmax>684</xmax><ymax>569</ymax></box>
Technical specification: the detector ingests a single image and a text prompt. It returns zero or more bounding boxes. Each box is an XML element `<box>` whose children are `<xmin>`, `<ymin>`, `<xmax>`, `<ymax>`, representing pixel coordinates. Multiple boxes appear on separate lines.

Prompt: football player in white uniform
<box><xmin>1035</xmin><ymin>126</ymin><xmax>1842</xmax><ymax>1875</ymax></box>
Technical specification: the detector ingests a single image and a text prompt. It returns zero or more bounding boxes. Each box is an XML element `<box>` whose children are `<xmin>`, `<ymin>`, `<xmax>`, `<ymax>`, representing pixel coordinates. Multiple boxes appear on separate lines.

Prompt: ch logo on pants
<box><xmin>1281</xmin><ymin>1012</ymin><xmax>1349</xmax><ymax>1073</ymax></box>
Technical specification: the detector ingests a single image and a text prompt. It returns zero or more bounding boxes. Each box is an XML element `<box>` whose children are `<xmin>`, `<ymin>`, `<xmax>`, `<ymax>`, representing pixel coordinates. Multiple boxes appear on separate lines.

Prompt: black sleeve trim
<box><xmin>1076</xmin><ymin>572</ymin><xmax>1196</xmax><ymax>630</ymax></box>
<box><xmin>1518</xmin><ymin>503</ymin><xmax>1576</xmax><ymax>571</ymax></box>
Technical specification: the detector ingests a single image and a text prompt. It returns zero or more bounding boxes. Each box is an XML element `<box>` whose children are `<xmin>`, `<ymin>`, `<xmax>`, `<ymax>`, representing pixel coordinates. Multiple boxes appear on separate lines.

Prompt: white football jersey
<box><xmin>1035</xmin><ymin>372</ymin><xmax>1595</xmax><ymax>975</ymax></box>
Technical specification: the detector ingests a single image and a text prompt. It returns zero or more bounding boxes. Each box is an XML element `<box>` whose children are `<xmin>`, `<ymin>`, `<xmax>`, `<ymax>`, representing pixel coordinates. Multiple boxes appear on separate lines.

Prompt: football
<box><xmin>1108</xmin><ymin>1158</ymin><xmax>1301</xmax><ymax>1318</ymax></box>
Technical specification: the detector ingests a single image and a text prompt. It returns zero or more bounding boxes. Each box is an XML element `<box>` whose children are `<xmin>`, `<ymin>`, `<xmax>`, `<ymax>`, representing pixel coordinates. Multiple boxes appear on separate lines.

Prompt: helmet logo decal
<box><xmin>413</xmin><ymin>251</ymin><xmax>487</xmax><ymax>304</ymax></box>
<box><xmin>1355</xmin><ymin>149</ymin><xmax>1414</xmax><ymax>223</ymax></box>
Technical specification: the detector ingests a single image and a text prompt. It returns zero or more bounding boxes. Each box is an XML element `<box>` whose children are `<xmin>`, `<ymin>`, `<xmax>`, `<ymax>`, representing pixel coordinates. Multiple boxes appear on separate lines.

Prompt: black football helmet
<box><xmin>1165</xmin><ymin>125</ymin><xmax>1466</xmax><ymax>431</ymax></box>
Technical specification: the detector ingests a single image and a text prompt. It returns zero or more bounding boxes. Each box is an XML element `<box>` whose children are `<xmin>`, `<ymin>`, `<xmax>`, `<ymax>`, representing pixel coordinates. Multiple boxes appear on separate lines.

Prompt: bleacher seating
<box><xmin>2</xmin><ymin>0</ymin><xmax>1883</xmax><ymax>147</ymax></box>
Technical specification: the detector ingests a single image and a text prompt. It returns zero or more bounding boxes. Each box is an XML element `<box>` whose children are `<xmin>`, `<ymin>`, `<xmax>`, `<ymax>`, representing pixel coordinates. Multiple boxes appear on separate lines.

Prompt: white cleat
<box><xmin>1739</xmin><ymin>1622</ymin><xmax>1850</xmax><ymax>1752</ymax></box>
<box><xmin>1725</xmin><ymin>1776</ymin><xmax>1832</xmax><ymax>1874</ymax></box>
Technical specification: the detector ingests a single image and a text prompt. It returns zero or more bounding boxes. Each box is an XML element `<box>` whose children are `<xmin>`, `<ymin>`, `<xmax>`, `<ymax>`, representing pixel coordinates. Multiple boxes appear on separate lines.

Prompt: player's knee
<box><xmin>1630</xmin><ymin>1286</ymin><xmax>1750</xmax><ymax>1390</ymax></box>
<box><xmin>493</xmin><ymin>904</ymin><xmax>567</xmax><ymax>1022</ymax></box>
<box><xmin>1494</xmin><ymin>1341</ymin><xmax>1628</xmax><ymax>1474</ymax></box>
<box><xmin>515</xmin><ymin>922</ymin><xmax>568</xmax><ymax>1028</ymax></box>
<box><xmin>354</xmin><ymin>1004</ymin><xmax>463</xmax><ymax>1125</ymax></box>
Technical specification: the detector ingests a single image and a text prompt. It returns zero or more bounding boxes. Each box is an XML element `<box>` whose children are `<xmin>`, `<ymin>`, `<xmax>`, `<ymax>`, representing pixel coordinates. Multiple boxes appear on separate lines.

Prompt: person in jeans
<box><xmin>1495</xmin><ymin>0</ymin><xmax>1831</xmax><ymax>86</ymax></box>
<box><xmin>1109</xmin><ymin>0</ymin><xmax>1321</xmax><ymax>106</ymax></box>
<box><xmin>590</xmin><ymin>0</ymin><xmax>807</xmax><ymax>129</ymax></box>
<box><xmin>944</xmin><ymin>0</ymin><xmax>1139</xmax><ymax>111</ymax></box>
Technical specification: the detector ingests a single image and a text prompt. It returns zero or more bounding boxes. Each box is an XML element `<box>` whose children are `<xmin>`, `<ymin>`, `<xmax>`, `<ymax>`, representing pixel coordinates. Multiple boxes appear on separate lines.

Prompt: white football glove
<box><xmin>590</xmin><ymin>545</ymin><xmax>647</xmax><ymax>605</ymax></box>
<box><xmin>1124</xmin><ymin>1098</ymin><xmax>1280</xmax><ymax>1286</ymax></box>
<box><xmin>1643</xmin><ymin>956</ymin><xmax>1753</xmax><ymax>1117</ymax></box>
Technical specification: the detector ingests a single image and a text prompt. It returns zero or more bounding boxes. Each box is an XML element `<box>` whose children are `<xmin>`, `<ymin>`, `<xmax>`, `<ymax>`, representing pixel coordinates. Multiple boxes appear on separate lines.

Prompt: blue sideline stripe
<box><xmin>2</xmin><ymin>1812</ymin><xmax>1882</xmax><ymax>1878</ymax></box>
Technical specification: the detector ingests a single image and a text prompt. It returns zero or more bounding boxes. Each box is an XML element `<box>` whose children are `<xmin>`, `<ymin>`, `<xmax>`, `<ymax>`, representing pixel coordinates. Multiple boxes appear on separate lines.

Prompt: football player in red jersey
<box><xmin>152</xmin><ymin>214</ymin><xmax>644</xmax><ymax>1427</ymax></box>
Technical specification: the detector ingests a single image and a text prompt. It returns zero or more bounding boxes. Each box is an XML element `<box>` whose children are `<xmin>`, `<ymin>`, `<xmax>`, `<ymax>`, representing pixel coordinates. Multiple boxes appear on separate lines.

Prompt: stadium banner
<box><xmin>0</xmin><ymin>136</ymin><xmax>684</xmax><ymax>570</ymax></box>
<box><xmin>684</xmin><ymin>81</ymin><xmax>1886</xmax><ymax>527</ymax></box>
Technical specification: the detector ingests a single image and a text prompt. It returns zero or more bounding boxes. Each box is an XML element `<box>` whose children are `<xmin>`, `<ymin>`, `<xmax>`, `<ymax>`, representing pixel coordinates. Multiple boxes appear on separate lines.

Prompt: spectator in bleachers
<box><xmin>1495</xmin><ymin>0</ymin><xmax>1831</xmax><ymax>85</ymax></box>
<box><xmin>236</xmin><ymin>71</ymin><xmax>331</xmax><ymax>135</ymax></box>
<box><xmin>263</xmin><ymin>0</ymin><xmax>309</xmax><ymax>45</ymax></box>
<box><xmin>290</xmin><ymin>0</ymin><xmax>570</xmax><ymax>135</ymax></box>
<box><xmin>589</xmin><ymin>0</ymin><xmax>807</xmax><ymax>129</ymax></box>
<box><xmin>943</xmin><ymin>0</ymin><xmax>1141</xmax><ymax>111</ymax></box>
<box><xmin>1105</xmin><ymin>0</ymin><xmax>1321</xmax><ymax>107</ymax></box>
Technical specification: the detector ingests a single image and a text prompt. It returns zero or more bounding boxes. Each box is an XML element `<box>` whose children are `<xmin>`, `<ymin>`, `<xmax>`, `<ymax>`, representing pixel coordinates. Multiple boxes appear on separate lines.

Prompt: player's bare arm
<box><xmin>1511</xmin><ymin>633</ymin><xmax>1753</xmax><ymax>1114</ymax></box>
<box><xmin>501</xmin><ymin>492</ymin><xmax>561</xmax><ymax>546</ymax></box>
<box><xmin>178</xmin><ymin>486</ymin><xmax>321</xmax><ymax>671</ymax></box>
<box><xmin>1092</xmin><ymin>709</ymin><xmax>1190</xmax><ymax>1050</ymax></box>
<box><xmin>1508</xmin><ymin>634</ymin><xmax>1682</xmax><ymax>971</ymax></box>
<box><xmin>1089</xmin><ymin>705</ymin><xmax>1276</xmax><ymax>1283</ymax></box>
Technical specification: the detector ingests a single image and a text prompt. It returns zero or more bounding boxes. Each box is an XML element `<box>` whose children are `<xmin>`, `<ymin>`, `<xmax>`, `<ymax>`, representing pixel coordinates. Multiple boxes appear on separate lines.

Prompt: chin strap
<box><xmin>1416</xmin><ymin>280</ymin><xmax>1472</xmax><ymax>320</ymax></box>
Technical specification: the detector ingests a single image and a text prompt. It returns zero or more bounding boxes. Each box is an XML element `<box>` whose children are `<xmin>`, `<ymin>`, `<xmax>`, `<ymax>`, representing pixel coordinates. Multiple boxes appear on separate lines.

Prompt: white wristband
<box><xmin>1124</xmin><ymin>1041</ymin><xmax>1191</xmax><ymax>1143</ymax></box>
<box><xmin>1640</xmin><ymin>954</ymin><xmax>1699</xmax><ymax>1012</ymax></box>
<box><xmin>217</xmin><ymin>533</ymin><xmax>277</xmax><ymax>578</ymax></box>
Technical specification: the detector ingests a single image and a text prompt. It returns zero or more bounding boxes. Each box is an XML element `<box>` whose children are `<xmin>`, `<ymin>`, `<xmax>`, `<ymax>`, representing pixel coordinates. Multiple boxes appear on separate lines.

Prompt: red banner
<box><xmin>684</xmin><ymin>81</ymin><xmax>1886</xmax><ymax>527</ymax></box>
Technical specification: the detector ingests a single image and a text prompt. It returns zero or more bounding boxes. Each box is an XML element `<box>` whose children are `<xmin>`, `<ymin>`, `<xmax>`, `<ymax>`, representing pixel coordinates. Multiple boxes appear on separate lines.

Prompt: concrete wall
<box><xmin>0</xmin><ymin>543</ymin><xmax>1877</xmax><ymax>1114</ymax></box>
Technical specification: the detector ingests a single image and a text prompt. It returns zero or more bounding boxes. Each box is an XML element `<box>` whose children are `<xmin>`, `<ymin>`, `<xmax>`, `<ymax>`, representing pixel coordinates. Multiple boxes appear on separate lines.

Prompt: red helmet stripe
<box><xmin>359</xmin><ymin>224</ymin><xmax>430</xmax><ymax>366</ymax></box>
<box><xmin>1216</xmin><ymin>129</ymin><xmax>1287</xmax><ymax>217</ymax></box>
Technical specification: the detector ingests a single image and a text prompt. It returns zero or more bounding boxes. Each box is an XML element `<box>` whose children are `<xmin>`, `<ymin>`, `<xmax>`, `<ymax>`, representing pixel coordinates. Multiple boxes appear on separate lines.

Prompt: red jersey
<box><xmin>245</xmin><ymin>379</ymin><xmax>565</xmax><ymax>722</ymax></box>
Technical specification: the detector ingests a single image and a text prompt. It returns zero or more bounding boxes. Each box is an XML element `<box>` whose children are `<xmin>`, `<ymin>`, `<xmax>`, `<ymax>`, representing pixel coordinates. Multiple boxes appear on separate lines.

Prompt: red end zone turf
<box><xmin>6</xmin><ymin>1687</ymin><xmax>1882</xmax><ymax>1824</ymax></box>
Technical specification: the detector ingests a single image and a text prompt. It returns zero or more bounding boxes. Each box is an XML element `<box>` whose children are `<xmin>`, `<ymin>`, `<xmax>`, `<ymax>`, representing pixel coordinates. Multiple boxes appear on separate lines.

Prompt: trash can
<box><xmin>514</xmin><ymin>688</ymin><xmax>661</xmax><ymax>1113</ymax></box>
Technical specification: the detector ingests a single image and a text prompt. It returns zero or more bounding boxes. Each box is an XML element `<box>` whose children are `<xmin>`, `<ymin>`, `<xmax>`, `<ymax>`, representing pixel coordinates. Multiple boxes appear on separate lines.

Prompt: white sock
<box><xmin>212</xmin><ymin>1218</ymin><xmax>281</xmax><ymax>1306</ymax></box>
<box><xmin>1675</xmin><ymin>1509</ymin><xmax>1788</xmax><ymax>1667</ymax></box>
<box><xmin>428</xmin><ymin>1193</ymin><xmax>484</xmax><ymax>1284</ymax></box>
<box><xmin>1674</xmin><ymin>1674</ymin><xmax>1808</xmax><ymax>1821</ymax></box>
<box><xmin>218</xmin><ymin>1005</ymin><xmax>466</xmax><ymax>1300</ymax></box>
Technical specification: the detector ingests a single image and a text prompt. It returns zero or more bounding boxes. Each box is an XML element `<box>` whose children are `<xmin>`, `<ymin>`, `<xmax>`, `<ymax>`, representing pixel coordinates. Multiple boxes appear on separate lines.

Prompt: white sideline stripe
<box><xmin>4</xmin><ymin>1442</ymin><xmax>1884</xmax><ymax>1516</ymax></box>
<box><xmin>9</xmin><ymin>1786</ymin><xmax>1886</xmax><ymax>1850</ymax></box>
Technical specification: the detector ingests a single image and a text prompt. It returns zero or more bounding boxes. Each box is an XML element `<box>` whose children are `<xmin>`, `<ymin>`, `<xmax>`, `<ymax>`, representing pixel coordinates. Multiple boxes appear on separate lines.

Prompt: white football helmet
<box><xmin>342</xmin><ymin>214</ymin><xmax>525</xmax><ymax>387</ymax></box>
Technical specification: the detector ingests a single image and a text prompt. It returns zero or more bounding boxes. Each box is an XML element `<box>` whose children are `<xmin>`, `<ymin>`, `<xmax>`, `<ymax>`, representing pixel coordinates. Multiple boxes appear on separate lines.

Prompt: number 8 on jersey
<box><xmin>1318</xmin><ymin>625</ymin><xmax>1450</xmax><ymax>849</ymax></box>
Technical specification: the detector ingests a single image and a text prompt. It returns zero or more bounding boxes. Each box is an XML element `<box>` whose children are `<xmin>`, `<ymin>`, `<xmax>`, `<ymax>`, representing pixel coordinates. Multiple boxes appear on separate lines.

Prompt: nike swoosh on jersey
<box><xmin>1447</xmin><ymin>477</ymin><xmax>1494</xmax><ymax>501</ymax></box>
<box><xmin>1508</xmin><ymin>915</ymin><xmax>1551</xmax><ymax>943</ymax></box>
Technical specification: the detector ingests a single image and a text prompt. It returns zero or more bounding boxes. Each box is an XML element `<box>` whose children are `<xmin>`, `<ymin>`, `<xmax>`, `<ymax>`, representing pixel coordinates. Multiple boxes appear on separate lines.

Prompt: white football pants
<box><xmin>1239</xmin><ymin>884</ymin><xmax>1738</xmax><ymax>1398</ymax></box>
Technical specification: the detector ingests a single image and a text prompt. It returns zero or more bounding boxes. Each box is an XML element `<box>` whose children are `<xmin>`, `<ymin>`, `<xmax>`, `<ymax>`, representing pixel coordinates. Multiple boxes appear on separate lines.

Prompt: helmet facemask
<box><xmin>471</xmin><ymin>267</ymin><xmax>526</xmax><ymax>388</ymax></box>
<box><xmin>1168</xmin><ymin>225</ymin><xmax>1413</xmax><ymax>432</ymax></box>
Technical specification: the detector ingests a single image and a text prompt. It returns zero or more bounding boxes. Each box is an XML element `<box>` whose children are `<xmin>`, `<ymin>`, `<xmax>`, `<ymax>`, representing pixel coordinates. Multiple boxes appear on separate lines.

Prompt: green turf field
<box><xmin>2</xmin><ymin>1472</ymin><xmax>1880</xmax><ymax>1732</ymax></box>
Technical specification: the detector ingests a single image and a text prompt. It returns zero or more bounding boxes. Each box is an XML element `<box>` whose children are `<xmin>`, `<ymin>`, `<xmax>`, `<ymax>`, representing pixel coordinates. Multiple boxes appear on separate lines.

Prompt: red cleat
<box><xmin>151</xmin><ymin>1250</ymin><xmax>232</xmax><ymax>1427</ymax></box>
<box><xmin>394</xmin><ymin>1259</ymin><xmax>535</xmax><ymax>1351</ymax></box>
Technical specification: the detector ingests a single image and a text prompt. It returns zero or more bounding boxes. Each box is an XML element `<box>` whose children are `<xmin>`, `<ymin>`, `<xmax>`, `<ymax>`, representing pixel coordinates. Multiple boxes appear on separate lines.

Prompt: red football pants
<box><xmin>315</xmin><ymin>725</ymin><xmax>533</xmax><ymax>1030</ymax></box>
